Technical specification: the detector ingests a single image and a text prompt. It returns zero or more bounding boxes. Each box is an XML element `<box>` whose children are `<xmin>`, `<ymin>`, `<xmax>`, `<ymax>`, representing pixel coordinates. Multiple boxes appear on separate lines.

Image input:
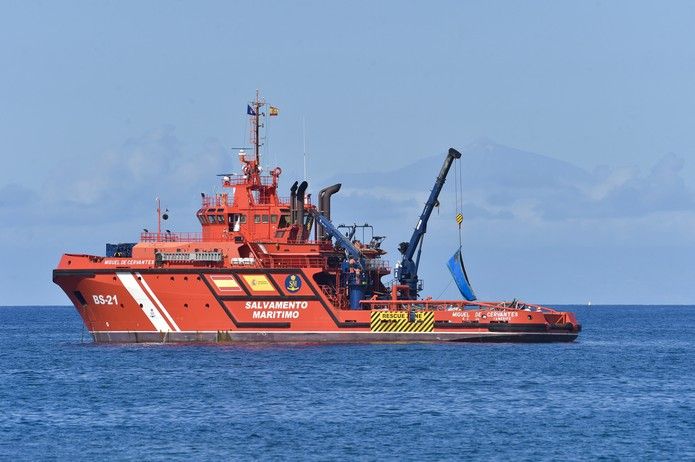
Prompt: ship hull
<box><xmin>53</xmin><ymin>265</ymin><xmax>580</xmax><ymax>344</ymax></box>
<box><xmin>89</xmin><ymin>330</ymin><xmax>578</xmax><ymax>343</ymax></box>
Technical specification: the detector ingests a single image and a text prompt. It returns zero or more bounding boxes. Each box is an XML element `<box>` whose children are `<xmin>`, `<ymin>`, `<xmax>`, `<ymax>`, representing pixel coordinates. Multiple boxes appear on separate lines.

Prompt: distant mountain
<box><xmin>330</xmin><ymin>138</ymin><xmax>591</xmax><ymax>190</ymax></box>
<box><xmin>318</xmin><ymin>139</ymin><xmax>694</xmax><ymax>303</ymax></box>
<box><xmin>325</xmin><ymin>139</ymin><xmax>692</xmax><ymax>221</ymax></box>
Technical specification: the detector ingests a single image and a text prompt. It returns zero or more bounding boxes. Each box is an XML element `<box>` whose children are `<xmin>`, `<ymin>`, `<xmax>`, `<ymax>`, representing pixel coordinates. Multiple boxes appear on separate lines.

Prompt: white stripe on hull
<box><xmin>116</xmin><ymin>272</ymin><xmax>173</xmax><ymax>332</ymax></box>
<box><xmin>135</xmin><ymin>272</ymin><xmax>181</xmax><ymax>331</ymax></box>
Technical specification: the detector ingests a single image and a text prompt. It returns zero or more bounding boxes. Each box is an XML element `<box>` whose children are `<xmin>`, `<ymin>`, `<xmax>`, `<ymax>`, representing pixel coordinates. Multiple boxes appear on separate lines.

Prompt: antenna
<box><xmin>303</xmin><ymin>116</ymin><xmax>308</xmax><ymax>182</ymax></box>
<box><xmin>248</xmin><ymin>90</ymin><xmax>270</xmax><ymax>173</ymax></box>
<box><xmin>254</xmin><ymin>89</ymin><xmax>261</xmax><ymax>165</ymax></box>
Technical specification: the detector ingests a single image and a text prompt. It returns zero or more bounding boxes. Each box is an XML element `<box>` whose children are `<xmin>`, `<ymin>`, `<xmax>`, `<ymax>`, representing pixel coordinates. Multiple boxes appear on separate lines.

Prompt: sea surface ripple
<box><xmin>0</xmin><ymin>305</ymin><xmax>693</xmax><ymax>461</ymax></box>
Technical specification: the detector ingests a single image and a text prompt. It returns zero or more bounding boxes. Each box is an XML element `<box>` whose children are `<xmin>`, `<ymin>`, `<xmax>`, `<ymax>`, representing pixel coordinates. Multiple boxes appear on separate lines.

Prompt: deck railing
<box><xmin>359</xmin><ymin>299</ymin><xmax>560</xmax><ymax>313</ymax></box>
<box><xmin>201</xmin><ymin>196</ymin><xmax>230</xmax><ymax>208</ymax></box>
<box><xmin>223</xmin><ymin>175</ymin><xmax>274</xmax><ymax>187</ymax></box>
<box><xmin>277</xmin><ymin>196</ymin><xmax>312</xmax><ymax>207</ymax></box>
<box><xmin>199</xmin><ymin>194</ymin><xmax>313</xmax><ymax>208</ymax></box>
<box><xmin>140</xmin><ymin>232</ymin><xmax>203</xmax><ymax>242</ymax></box>
<box><xmin>259</xmin><ymin>255</ymin><xmax>327</xmax><ymax>269</ymax></box>
<box><xmin>365</xmin><ymin>259</ymin><xmax>391</xmax><ymax>271</ymax></box>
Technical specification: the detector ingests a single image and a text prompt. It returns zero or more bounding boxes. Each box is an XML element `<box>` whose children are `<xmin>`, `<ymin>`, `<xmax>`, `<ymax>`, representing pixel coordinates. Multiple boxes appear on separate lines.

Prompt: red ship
<box><xmin>53</xmin><ymin>93</ymin><xmax>581</xmax><ymax>343</ymax></box>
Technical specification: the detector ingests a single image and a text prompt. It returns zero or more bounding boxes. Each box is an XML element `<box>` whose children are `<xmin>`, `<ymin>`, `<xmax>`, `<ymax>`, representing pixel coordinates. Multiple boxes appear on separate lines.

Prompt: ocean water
<box><xmin>0</xmin><ymin>306</ymin><xmax>693</xmax><ymax>461</ymax></box>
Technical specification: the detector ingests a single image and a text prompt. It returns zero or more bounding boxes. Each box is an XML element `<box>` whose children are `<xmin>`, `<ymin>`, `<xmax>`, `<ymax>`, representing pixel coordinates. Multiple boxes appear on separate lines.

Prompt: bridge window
<box><xmin>271</xmin><ymin>215</ymin><xmax>278</xmax><ymax>224</ymax></box>
<box><xmin>278</xmin><ymin>214</ymin><xmax>290</xmax><ymax>228</ymax></box>
<box><xmin>207</xmin><ymin>215</ymin><xmax>216</xmax><ymax>223</ymax></box>
<box><xmin>262</xmin><ymin>214</ymin><xmax>269</xmax><ymax>223</ymax></box>
<box><xmin>229</xmin><ymin>214</ymin><xmax>246</xmax><ymax>225</ymax></box>
<box><xmin>254</xmin><ymin>215</ymin><xmax>261</xmax><ymax>223</ymax></box>
<box><xmin>197</xmin><ymin>215</ymin><xmax>206</xmax><ymax>225</ymax></box>
<box><xmin>216</xmin><ymin>215</ymin><xmax>224</xmax><ymax>224</ymax></box>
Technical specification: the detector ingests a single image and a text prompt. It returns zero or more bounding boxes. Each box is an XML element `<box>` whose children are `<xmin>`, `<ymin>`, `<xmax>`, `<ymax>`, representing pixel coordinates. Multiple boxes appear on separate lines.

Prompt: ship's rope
<box><xmin>454</xmin><ymin>156</ymin><xmax>463</xmax><ymax>248</ymax></box>
<box><xmin>435</xmin><ymin>278</ymin><xmax>454</xmax><ymax>300</ymax></box>
<box><xmin>454</xmin><ymin>156</ymin><xmax>459</xmax><ymax>217</ymax></box>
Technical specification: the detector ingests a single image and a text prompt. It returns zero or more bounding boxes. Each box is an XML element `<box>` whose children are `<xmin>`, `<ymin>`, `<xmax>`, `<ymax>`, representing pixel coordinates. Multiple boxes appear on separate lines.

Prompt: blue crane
<box><xmin>310</xmin><ymin>209</ymin><xmax>369</xmax><ymax>309</ymax></box>
<box><xmin>396</xmin><ymin>148</ymin><xmax>462</xmax><ymax>299</ymax></box>
<box><xmin>310</xmin><ymin>209</ymin><xmax>364</xmax><ymax>269</ymax></box>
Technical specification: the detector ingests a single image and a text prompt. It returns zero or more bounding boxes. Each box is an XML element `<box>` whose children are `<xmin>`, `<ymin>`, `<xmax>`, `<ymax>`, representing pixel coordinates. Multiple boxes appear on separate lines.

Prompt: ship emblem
<box><xmin>285</xmin><ymin>274</ymin><xmax>302</xmax><ymax>292</ymax></box>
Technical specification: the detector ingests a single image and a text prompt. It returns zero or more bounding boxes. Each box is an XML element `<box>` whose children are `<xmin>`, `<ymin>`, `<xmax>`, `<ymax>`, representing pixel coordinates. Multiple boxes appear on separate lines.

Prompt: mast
<box><xmin>249</xmin><ymin>89</ymin><xmax>266</xmax><ymax>170</ymax></box>
<box><xmin>245</xmin><ymin>90</ymin><xmax>275</xmax><ymax>179</ymax></box>
<box><xmin>254</xmin><ymin>89</ymin><xmax>260</xmax><ymax>165</ymax></box>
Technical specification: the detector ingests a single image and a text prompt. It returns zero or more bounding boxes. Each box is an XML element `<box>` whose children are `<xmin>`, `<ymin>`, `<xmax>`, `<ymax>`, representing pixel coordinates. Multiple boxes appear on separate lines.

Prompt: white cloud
<box><xmin>1</xmin><ymin>127</ymin><xmax>230</xmax><ymax>229</ymax></box>
<box><xmin>330</xmin><ymin>141</ymin><xmax>694</xmax><ymax>223</ymax></box>
<box><xmin>2</xmin><ymin>134</ymin><xmax>693</xmax><ymax>304</ymax></box>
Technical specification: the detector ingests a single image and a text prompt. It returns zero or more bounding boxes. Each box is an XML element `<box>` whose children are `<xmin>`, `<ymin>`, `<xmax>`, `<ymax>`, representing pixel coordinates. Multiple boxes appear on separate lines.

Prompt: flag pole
<box><xmin>157</xmin><ymin>197</ymin><xmax>161</xmax><ymax>242</ymax></box>
<box><xmin>254</xmin><ymin>89</ymin><xmax>260</xmax><ymax>166</ymax></box>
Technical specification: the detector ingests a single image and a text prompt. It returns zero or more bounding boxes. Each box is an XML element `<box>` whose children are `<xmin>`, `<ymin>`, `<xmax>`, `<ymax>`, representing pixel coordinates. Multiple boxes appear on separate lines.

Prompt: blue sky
<box><xmin>1</xmin><ymin>1</ymin><xmax>693</xmax><ymax>304</ymax></box>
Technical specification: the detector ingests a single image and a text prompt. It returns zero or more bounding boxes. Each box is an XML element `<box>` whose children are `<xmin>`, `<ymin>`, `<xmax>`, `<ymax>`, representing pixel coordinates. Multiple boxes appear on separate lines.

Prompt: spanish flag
<box><xmin>269</xmin><ymin>106</ymin><xmax>279</xmax><ymax>116</ymax></box>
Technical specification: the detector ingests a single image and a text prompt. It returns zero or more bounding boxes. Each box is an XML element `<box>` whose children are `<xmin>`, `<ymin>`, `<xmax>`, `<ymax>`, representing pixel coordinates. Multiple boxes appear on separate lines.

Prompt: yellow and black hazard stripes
<box><xmin>370</xmin><ymin>311</ymin><xmax>434</xmax><ymax>333</ymax></box>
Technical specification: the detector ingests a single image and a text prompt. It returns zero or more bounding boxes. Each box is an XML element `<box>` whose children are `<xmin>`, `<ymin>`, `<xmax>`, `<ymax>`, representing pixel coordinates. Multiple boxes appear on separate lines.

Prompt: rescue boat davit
<box><xmin>53</xmin><ymin>93</ymin><xmax>581</xmax><ymax>343</ymax></box>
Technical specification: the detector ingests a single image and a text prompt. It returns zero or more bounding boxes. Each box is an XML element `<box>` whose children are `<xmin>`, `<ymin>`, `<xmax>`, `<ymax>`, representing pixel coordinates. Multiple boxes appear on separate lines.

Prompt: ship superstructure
<box><xmin>53</xmin><ymin>93</ymin><xmax>580</xmax><ymax>343</ymax></box>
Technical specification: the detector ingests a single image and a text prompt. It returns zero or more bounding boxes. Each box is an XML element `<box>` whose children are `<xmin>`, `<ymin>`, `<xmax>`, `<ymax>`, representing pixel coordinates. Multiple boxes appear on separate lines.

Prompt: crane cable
<box><xmin>454</xmin><ymin>156</ymin><xmax>459</xmax><ymax>214</ymax></box>
<box><xmin>454</xmin><ymin>157</ymin><xmax>463</xmax><ymax>248</ymax></box>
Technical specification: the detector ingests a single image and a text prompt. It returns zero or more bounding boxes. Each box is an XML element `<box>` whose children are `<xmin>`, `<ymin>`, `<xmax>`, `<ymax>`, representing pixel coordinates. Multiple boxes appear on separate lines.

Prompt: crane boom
<box><xmin>396</xmin><ymin>147</ymin><xmax>462</xmax><ymax>298</ymax></box>
<box><xmin>309</xmin><ymin>209</ymin><xmax>364</xmax><ymax>268</ymax></box>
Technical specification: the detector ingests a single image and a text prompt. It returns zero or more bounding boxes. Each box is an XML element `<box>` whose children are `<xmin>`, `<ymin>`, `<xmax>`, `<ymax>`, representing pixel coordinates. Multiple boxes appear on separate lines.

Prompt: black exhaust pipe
<box><xmin>318</xmin><ymin>183</ymin><xmax>341</xmax><ymax>240</ymax></box>
<box><xmin>289</xmin><ymin>181</ymin><xmax>298</xmax><ymax>225</ymax></box>
<box><xmin>296</xmin><ymin>181</ymin><xmax>308</xmax><ymax>231</ymax></box>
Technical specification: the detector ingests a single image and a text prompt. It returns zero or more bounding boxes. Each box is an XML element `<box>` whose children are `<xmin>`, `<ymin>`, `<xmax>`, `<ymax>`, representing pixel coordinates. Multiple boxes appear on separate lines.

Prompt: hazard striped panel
<box><xmin>370</xmin><ymin>311</ymin><xmax>434</xmax><ymax>332</ymax></box>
